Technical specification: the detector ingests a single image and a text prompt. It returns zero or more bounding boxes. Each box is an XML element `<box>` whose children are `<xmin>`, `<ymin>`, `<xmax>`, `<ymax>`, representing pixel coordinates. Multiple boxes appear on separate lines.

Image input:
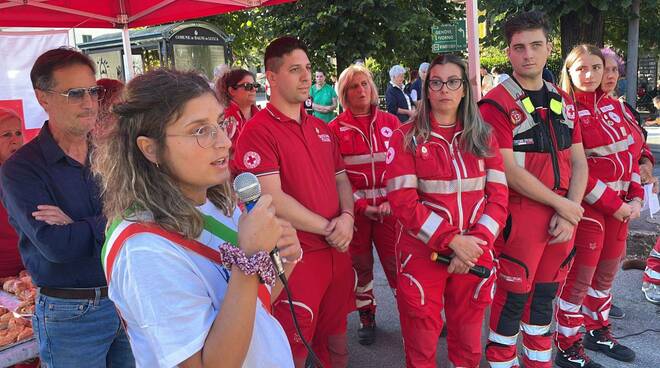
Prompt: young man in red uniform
<box><xmin>478</xmin><ymin>11</ymin><xmax>588</xmax><ymax>368</ymax></box>
<box><xmin>328</xmin><ymin>64</ymin><xmax>400</xmax><ymax>345</ymax></box>
<box><xmin>232</xmin><ymin>36</ymin><xmax>354</xmax><ymax>368</ymax></box>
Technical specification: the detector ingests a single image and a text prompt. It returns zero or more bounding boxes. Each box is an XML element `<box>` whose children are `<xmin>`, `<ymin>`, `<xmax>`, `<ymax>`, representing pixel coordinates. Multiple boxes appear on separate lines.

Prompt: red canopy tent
<box><xmin>0</xmin><ymin>0</ymin><xmax>295</xmax><ymax>79</ymax></box>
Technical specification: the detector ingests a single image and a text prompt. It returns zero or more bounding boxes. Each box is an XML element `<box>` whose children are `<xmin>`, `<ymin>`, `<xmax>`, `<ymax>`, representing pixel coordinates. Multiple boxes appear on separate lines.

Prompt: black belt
<box><xmin>39</xmin><ymin>286</ymin><xmax>108</xmax><ymax>300</ymax></box>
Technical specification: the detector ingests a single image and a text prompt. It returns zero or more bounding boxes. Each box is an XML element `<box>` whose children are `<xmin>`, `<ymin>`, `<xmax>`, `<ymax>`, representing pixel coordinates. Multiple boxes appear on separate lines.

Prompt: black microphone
<box><xmin>431</xmin><ymin>252</ymin><xmax>491</xmax><ymax>278</ymax></box>
<box><xmin>233</xmin><ymin>172</ymin><xmax>285</xmax><ymax>278</ymax></box>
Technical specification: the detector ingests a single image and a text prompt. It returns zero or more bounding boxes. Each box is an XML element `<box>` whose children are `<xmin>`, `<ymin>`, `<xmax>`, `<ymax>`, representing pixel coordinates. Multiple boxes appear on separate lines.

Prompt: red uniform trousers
<box><xmin>487</xmin><ymin>198</ymin><xmax>574</xmax><ymax>368</ymax></box>
<box><xmin>273</xmin><ymin>246</ymin><xmax>354</xmax><ymax>368</ymax></box>
<box><xmin>555</xmin><ymin>204</ymin><xmax>628</xmax><ymax>350</ymax></box>
<box><xmin>397</xmin><ymin>249</ymin><xmax>494</xmax><ymax>368</ymax></box>
<box><xmin>351</xmin><ymin>213</ymin><xmax>397</xmax><ymax>312</ymax></box>
<box><xmin>643</xmin><ymin>237</ymin><xmax>660</xmax><ymax>285</ymax></box>
<box><xmin>397</xmin><ymin>226</ymin><xmax>495</xmax><ymax>368</ymax></box>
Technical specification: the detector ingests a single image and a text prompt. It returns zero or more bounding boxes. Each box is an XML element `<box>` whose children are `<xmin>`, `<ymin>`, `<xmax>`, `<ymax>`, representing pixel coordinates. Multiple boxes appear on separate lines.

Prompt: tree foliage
<box><xmin>263</xmin><ymin>0</ymin><xmax>464</xmax><ymax>90</ymax></box>
<box><xmin>480</xmin><ymin>0</ymin><xmax>658</xmax><ymax>58</ymax></box>
<box><xmin>207</xmin><ymin>0</ymin><xmax>464</xmax><ymax>91</ymax></box>
<box><xmin>202</xmin><ymin>0</ymin><xmax>656</xmax><ymax>93</ymax></box>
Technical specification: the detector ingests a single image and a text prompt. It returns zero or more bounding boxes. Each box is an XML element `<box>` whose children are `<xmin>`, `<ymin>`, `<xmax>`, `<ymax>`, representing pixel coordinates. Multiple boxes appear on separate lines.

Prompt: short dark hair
<box><xmin>503</xmin><ymin>10</ymin><xmax>550</xmax><ymax>45</ymax></box>
<box><xmin>264</xmin><ymin>36</ymin><xmax>308</xmax><ymax>72</ymax></box>
<box><xmin>30</xmin><ymin>47</ymin><xmax>96</xmax><ymax>91</ymax></box>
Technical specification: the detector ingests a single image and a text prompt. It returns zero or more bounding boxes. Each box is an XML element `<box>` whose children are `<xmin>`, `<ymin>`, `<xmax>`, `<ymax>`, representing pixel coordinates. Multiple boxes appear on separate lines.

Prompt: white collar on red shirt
<box><xmin>264</xmin><ymin>103</ymin><xmax>309</xmax><ymax>124</ymax></box>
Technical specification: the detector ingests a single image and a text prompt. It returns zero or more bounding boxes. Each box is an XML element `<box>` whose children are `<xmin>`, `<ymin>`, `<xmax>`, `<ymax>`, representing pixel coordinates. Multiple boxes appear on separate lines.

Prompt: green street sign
<box><xmin>432</xmin><ymin>20</ymin><xmax>467</xmax><ymax>53</ymax></box>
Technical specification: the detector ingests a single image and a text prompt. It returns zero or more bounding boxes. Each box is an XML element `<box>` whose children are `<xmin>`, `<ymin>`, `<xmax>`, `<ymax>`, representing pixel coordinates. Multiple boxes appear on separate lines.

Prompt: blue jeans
<box><xmin>33</xmin><ymin>289</ymin><xmax>135</xmax><ymax>368</ymax></box>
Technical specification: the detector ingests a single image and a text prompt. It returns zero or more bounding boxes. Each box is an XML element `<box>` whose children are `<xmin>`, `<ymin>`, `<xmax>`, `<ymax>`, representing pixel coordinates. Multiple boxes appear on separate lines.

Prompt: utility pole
<box><xmin>625</xmin><ymin>0</ymin><xmax>640</xmax><ymax>108</ymax></box>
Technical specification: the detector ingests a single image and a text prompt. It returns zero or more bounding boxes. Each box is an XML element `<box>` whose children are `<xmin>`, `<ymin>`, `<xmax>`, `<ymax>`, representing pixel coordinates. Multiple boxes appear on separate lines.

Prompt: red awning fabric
<box><xmin>0</xmin><ymin>0</ymin><xmax>293</xmax><ymax>28</ymax></box>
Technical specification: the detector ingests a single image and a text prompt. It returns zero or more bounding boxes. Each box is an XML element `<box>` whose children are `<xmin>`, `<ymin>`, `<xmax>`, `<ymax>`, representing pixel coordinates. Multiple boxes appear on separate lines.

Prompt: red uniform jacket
<box><xmin>576</xmin><ymin>90</ymin><xmax>644</xmax><ymax>215</ymax></box>
<box><xmin>225</xmin><ymin>100</ymin><xmax>260</xmax><ymax>145</ymax></box>
<box><xmin>385</xmin><ymin>120</ymin><xmax>508</xmax><ymax>261</ymax></box>
<box><xmin>479</xmin><ymin>78</ymin><xmax>582</xmax><ymax>200</ymax></box>
<box><xmin>328</xmin><ymin>107</ymin><xmax>400</xmax><ymax>216</ymax></box>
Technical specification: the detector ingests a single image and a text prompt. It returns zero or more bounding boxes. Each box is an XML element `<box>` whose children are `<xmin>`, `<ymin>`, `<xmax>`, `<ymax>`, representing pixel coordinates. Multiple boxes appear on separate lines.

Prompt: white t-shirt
<box><xmin>107</xmin><ymin>201</ymin><xmax>294</xmax><ymax>368</ymax></box>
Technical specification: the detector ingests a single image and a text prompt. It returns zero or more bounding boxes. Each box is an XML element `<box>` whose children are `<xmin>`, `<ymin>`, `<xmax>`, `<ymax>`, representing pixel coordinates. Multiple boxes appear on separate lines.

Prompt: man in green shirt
<box><xmin>310</xmin><ymin>71</ymin><xmax>338</xmax><ymax>123</ymax></box>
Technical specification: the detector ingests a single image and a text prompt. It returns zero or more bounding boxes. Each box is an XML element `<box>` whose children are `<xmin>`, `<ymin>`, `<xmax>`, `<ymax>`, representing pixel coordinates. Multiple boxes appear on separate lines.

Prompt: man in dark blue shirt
<box><xmin>0</xmin><ymin>47</ymin><xmax>134</xmax><ymax>367</ymax></box>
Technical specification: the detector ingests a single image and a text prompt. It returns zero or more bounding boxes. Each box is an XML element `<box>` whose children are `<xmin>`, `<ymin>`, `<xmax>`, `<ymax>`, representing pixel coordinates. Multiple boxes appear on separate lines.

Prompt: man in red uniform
<box><xmin>328</xmin><ymin>64</ymin><xmax>400</xmax><ymax>345</ymax></box>
<box><xmin>232</xmin><ymin>36</ymin><xmax>354</xmax><ymax>368</ymax></box>
<box><xmin>478</xmin><ymin>11</ymin><xmax>588</xmax><ymax>368</ymax></box>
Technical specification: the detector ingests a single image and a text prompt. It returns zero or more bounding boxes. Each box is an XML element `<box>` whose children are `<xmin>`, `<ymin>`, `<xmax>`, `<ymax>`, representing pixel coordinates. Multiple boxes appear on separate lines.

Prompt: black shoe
<box><xmin>555</xmin><ymin>342</ymin><xmax>604</xmax><ymax>368</ymax></box>
<box><xmin>609</xmin><ymin>304</ymin><xmax>625</xmax><ymax>319</ymax></box>
<box><xmin>357</xmin><ymin>310</ymin><xmax>376</xmax><ymax>345</ymax></box>
<box><xmin>584</xmin><ymin>326</ymin><xmax>635</xmax><ymax>362</ymax></box>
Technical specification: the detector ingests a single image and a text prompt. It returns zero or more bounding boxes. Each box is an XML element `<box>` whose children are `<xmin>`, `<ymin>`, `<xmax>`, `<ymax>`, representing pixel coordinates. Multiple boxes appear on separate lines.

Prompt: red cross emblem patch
<box><xmin>509</xmin><ymin>108</ymin><xmax>524</xmax><ymax>125</ymax></box>
<box><xmin>243</xmin><ymin>151</ymin><xmax>261</xmax><ymax>169</ymax></box>
<box><xmin>386</xmin><ymin>147</ymin><xmax>395</xmax><ymax>164</ymax></box>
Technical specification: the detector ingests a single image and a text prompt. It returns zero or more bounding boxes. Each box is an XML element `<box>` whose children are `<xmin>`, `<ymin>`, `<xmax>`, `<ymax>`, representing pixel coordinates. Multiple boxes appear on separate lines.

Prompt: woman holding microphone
<box><xmin>93</xmin><ymin>69</ymin><xmax>299</xmax><ymax>368</ymax></box>
<box><xmin>385</xmin><ymin>54</ymin><xmax>508</xmax><ymax>367</ymax></box>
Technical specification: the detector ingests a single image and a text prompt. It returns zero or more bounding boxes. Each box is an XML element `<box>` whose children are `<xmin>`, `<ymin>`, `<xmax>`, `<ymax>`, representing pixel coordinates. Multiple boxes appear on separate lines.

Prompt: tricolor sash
<box><xmin>101</xmin><ymin>214</ymin><xmax>272</xmax><ymax>313</ymax></box>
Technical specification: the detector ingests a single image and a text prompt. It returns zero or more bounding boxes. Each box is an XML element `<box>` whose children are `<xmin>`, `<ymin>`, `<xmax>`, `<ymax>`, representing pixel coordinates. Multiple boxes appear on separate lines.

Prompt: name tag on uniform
<box><xmin>318</xmin><ymin>134</ymin><xmax>331</xmax><ymax>142</ymax></box>
<box><xmin>513</xmin><ymin>138</ymin><xmax>534</xmax><ymax>146</ymax></box>
<box><xmin>600</xmin><ymin>104</ymin><xmax>614</xmax><ymax>113</ymax></box>
<box><xmin>578</xmin><ymin>110</ymin><xmax>591</xmax><ymax>117</ymax></box>
<box><xmin>339</xmin><ymin>127</ymin><xmax>351</xmax><ymax>132</ymax></box>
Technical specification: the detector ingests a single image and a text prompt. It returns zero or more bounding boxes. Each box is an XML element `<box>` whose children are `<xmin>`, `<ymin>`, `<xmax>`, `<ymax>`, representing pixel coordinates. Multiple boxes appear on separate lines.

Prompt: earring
<box><xmin>155</xmin><ymin>162</ymin><xmax>160</xmax><ymax>169</ymax></box>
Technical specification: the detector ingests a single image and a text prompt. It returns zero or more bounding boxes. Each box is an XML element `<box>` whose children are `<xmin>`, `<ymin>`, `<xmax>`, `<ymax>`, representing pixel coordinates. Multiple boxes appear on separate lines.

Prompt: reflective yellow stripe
<box><xmin>550</xmin><ymin>98</ymin><xmax>563</xmax><ymax>115</ymax></box>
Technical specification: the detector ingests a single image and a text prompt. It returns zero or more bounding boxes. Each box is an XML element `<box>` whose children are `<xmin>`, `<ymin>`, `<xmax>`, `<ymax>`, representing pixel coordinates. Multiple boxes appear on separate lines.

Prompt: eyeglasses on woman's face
<box><xmin>428</xmin><ymin>78</ymin><xmax>464</xmax><ymax>92</ymax></box>
<box><xmin>167</xmin><ymin>116</ymin><xmax>237</xmax><ymax>148</ymax></box>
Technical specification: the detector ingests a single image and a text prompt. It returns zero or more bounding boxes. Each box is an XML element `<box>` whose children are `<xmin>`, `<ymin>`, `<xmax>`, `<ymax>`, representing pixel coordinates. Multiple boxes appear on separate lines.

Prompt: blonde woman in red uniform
<box><xmin>386</xmin><ymin>54</ymin><xmax>508</xmax><ymax>367</ymax></box>
<box><xmin>554</xmin><ymin>44</ymin><xmax>643</xmax><ymax>368</ymax></box>
<box><xmin>327</xmin><ymin>65</ymin><xmax>400</xmax><ymax>345</ymax></box>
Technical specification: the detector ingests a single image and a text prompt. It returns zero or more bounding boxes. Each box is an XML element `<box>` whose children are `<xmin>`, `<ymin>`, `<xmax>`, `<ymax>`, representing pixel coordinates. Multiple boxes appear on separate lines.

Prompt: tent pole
<box><xmin>121</xmin><ymin>24</ymin><xmax>134</xmax><ymax>81</ymax></box>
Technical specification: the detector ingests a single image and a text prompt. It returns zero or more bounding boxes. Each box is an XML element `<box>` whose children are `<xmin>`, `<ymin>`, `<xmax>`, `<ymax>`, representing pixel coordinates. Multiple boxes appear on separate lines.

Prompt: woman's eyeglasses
<box><xmin>233</xmin><ymin>82</ymin><xmax>260</xmax><ymax>91</ymax></box>
<box><xmin>45</xmin><ymin>86</ymin><xmax>106</xmax><ymax>104</ymax></box>
<box><xmin>167</xmin><ymin>117</ymin><xmax>237</xmax><ymax>148</ymax></box>
<box><xmin>428</xmin><ymin>78</ymin><xmax>464</xmax><ymax>91</ymax></box>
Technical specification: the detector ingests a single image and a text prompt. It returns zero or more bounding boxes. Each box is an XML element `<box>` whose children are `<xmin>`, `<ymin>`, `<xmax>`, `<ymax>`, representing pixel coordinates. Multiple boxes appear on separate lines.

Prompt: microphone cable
<box><xmin>271</xmin><ymin>249</ymin><xmax>324</xmax><ymax>368</ymax></box>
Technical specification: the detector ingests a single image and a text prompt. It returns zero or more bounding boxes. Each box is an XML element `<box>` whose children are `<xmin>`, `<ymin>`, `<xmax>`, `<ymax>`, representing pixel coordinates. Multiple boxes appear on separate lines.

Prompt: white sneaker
<box><xmin>642</xmin><ymin>281</ymin><xmax>660</xmax><ymax>305</ymax></box>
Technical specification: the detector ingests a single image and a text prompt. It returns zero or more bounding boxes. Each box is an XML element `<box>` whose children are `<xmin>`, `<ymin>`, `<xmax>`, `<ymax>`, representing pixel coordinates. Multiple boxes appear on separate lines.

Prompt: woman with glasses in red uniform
<box><xmin>386</xmin><ymin>54</ymin><xmax>508</xmax><ymax>367</ymax></box>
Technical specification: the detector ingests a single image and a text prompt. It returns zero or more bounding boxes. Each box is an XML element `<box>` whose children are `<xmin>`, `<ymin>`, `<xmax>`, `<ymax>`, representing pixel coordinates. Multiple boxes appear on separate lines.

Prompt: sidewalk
<box><xmin>346</xmin><ymin>258</ymin><xmax>660</xmax><ymax>367</ymax></box>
